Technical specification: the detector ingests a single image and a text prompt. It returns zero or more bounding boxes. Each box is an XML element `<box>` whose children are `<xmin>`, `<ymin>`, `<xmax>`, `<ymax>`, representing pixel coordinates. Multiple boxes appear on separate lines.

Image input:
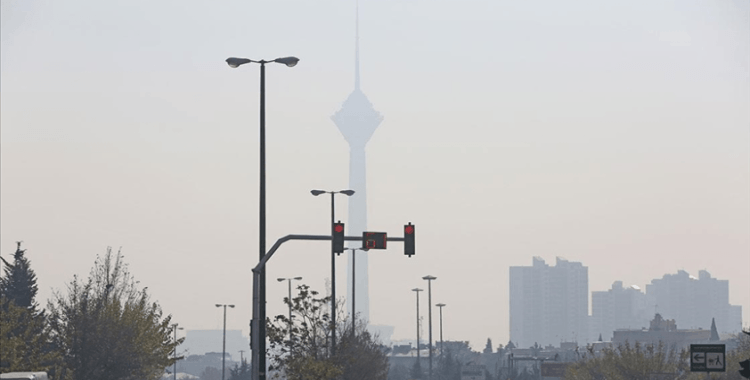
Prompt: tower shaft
<box><xmin>346</xmin><ymin>146</ymin><xmax>369</xmax><ymax>322</ymax></box>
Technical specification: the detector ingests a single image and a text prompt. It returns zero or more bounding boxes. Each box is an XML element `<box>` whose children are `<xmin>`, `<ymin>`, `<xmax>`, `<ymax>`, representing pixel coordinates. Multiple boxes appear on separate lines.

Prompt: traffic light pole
<box><xmin>250</xmin><ymin>234</ymin><xmax>405</xmax><ymax>380</ymax></box>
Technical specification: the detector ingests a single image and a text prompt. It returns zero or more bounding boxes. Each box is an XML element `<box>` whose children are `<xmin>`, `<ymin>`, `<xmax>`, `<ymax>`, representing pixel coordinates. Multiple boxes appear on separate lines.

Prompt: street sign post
<box><xmin>691</xmin><ymin>344</ymin><xmax>726</xmax><ymax>372</ymax></box>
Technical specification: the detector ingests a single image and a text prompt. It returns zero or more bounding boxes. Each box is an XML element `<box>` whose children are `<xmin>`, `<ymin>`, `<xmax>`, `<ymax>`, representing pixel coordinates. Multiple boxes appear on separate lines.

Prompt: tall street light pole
<box><xmin>423</xmin><ymin>275</ymin><xmax>437</xmax><ymax>380</ymax></box>
<box><xmin>311</xmin><ymin>189</ymin><xmax>355</xmax><ymax>355</ymax></box>
<box><xmin>345</xmin><ymin>247</ymin><xmax>367</xmax><ymax>337</ymax></box>
<box><xmin>172</xmin><ymin>324</ymin><xmax>184</xmax><ymax>380</ymax></box>
<box><xmin>412</xmin><ymin>287</ymin><xmax>423</xmax><ymax>374</ymax></box>
<box><xmin>226</xmin><ymin>55</ymin><xmax>298</xmax><ymax>380</ymax></box>
<box><xmin>216</xmin><ymin>304</ymin><xmax>235</xmax><ymax>380</ymax></box>
<box><xmin>436</xmin><ymin>303</ymin><xmax>446</xmax><ymax>357</ymax></box>
<box><xmin>277</xmin><ymin>277</ymin><xmax>302</xmax><ymax>347</ymax></box>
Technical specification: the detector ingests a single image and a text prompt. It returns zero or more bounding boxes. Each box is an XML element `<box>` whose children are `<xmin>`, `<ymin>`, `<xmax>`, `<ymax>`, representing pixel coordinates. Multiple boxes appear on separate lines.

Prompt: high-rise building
<box><xmin>591</xmin><ymin>281</ymin><xmax>650</xmax><ymax>341</ymax></box>
<box><xmin>331</xmin><ymin>3</ymin><xmax>383</xmax><ymax>323</ymax></box>
<box><xmin>509</xmin><ymin>257</ymin><xmax>588</xmax><ymax>348</ymax></box>
<box><xmin>645</xmin><ymin>270</ymin><xmax>742</xmax><ymax>333</ymax></box>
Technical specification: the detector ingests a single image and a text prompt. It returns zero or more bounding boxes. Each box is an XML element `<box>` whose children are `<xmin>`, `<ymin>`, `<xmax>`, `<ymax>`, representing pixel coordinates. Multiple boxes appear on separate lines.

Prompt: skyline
<box><xmin>1</xmin><ymin>0</ymin><xmax>748</xmax><ymax>351</ymax></box>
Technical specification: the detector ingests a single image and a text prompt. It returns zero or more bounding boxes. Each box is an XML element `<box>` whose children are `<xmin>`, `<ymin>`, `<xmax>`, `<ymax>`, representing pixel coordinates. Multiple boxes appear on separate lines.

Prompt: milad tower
<box><xmin>331</xmin><ymin>3</ymin><xmax>382</xmax><ymax>325</ymax></box>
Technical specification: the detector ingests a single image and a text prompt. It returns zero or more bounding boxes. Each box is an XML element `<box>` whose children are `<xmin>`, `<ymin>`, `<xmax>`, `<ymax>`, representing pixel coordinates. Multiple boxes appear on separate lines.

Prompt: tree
<box><xmin>47</xmin><ymin>247</ymin><xmax>180</xmax><ymax>380</ymax></box>
<box><xmin>228</xmin><ymin>359</ymin><xmax>251</xmax><ymax>380</ymax></box>
<box><xmin>435</xmin><ymin>352</ymin><xmax>460</xmax><ymax>380</ymax></box>
<box><xmin>410</xmin><ymin>360</ymin><xmax>424</xmax><ymax>380</ymax></box>
<box><xmin>266</xmin><ymin>284</ymin><xmax>389</xmax><ymax>380</ymax></box>
<box><xmin>387</xmin><ymin>363</ymin><xmax>409</xmax><ymax>380</ymax></box>
<box><xmin>484</xmin><ymin>338</ymin><xmax>493</xmax><ymax>354</ymax></box>
<box><xmin>1</xmin><ymin>242</ymin><xmax>40</xmax><ymax>312</ymax></box>
<box><xmin>0</xmin><ymin>242</ymin><xmax>58</xmax><ymax>373</ymax></box>
<box><xmin>0</xmin><ymin>297</ymin><xmax>59</xmax><ymax>373</ymax></box>
<box><xmin>200</xmin><ymin>366</ymin><xmax>221</xmax><ymax>380</ymax></box>
<box><xmin>564</xmin><ymin>341</ymin><xmax>687</xmax><ymax>380</ymax></box>
<box><xmin>335</xmin><ymin>324</ymin><xmax>390</xmax><ymax>380</ymax></box>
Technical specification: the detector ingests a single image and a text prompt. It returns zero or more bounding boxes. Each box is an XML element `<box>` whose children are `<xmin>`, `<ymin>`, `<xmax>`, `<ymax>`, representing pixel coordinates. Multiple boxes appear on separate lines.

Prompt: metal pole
<box><xmin>440</xmin><ymin>306</ymin><xmax>443</xmax><ymax>354</ymax></box>
<box><xmin>222</xmin><ymin>305</ymin><xmax>228</xmax><ymax>380</ymax></box>
<box><xmin>330</xmin><ymin>192</ymin><xmax>337</xmax><ymax>355</ymax></box>
<box><xmin>352</xmin><ymin>248</ymin><xmax>356</xmax><ymax>337</ymax></box>
<box><xmin>252</xmin><ymin>272</ymin><xmax>261</xmax><ymax>380</ymax></box>
<box><xmin>413</xmin><ymin>288</ymin><xmax>423</xmax><ymax>375</ymax></box>
<box><xmin>258</xmin><ymin>61</ymin><xmax>267</xmax><ymax>380</ymax></box>
<box><xmin>423</xmin><ymin>276</ymin><xmax>436</xmax><ymax>380</ymax></box>
<box><xmin>287</xmin><ymin>279</ymin><xmax>293</xmax><ymax>346</ymax></box>
<box><xmin>427</xmin><ymin>281</ymin><xmax>433</xmax><ymax>380</ymax></box>
<box><xmin>436</xmin><ymin>304</ymin><xmax>445</xmax><ymax>356</ymax></box>
<box><xmin>173</xmin><ymin>325</ymin><xmax>178</xmax><ymax>380</ymax></box>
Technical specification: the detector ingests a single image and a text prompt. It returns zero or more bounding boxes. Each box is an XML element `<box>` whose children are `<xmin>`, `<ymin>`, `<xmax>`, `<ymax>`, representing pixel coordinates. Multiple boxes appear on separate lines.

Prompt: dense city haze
<box><xmin>1</xmin><ymin>0</ymin><xmax>749</xmax><ymax>352</ymax></box>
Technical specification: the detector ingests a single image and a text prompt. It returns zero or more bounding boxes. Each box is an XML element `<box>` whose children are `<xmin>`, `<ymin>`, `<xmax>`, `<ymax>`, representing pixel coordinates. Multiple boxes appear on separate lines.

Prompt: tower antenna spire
<box><xmin>354</xmin><ymin>0</ymin><xmax>361</xmax><ymax>90</ymax></box>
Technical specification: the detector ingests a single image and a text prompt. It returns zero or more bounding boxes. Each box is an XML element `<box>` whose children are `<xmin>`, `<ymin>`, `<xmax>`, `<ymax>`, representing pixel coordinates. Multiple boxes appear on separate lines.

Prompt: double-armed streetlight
<box><xmin>277</xmin><ymin>277</ymin><xmax>303</xmax><ymax>346</ymax></box>
<box><xmin>216</xmin><ymin>304</ymin><xmax>235</xmax><ymax>380</ymax></box>
<box><xmin>226</xmin><ymin>55</ymin><xmax>298</xmax><ymax>380</ymax></box>
<box><xmin>422</xmin><ymin>275</ymin><xmax>437</xmax><ymax>380</ymax></box>
<box><xmin>310</xmin><ymin>189</ymin><xmax>355</xmax><ymax>354</ymax></box>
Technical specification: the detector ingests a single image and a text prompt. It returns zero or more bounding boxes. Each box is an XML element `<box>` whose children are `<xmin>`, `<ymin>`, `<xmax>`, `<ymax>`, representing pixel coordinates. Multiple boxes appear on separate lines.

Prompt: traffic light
<box><xmin>404</xmin><ymin>223</ymin><xmax>415</xmax><ymax>257</ymax></box>
<box><xmin>740</xmin><ymin>359</ymin><xmax>750</xmax><ymax>379</ymax></box>
<box><xmin>333</xmin><ymin>221</ymin><xmax>345</xmax><ymax>254</ymax></box>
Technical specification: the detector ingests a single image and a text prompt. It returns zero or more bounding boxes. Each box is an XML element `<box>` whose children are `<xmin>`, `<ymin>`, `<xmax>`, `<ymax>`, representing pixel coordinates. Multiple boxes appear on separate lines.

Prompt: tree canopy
<box><xmin>47</xmin><ymin>247</ymin><xmax>181</xmax><ymax>380</ymax></box>
<box><xmin>266</xmin><ymin>284</ymin><xmax>389</xmax><ymax>380</ymax></box>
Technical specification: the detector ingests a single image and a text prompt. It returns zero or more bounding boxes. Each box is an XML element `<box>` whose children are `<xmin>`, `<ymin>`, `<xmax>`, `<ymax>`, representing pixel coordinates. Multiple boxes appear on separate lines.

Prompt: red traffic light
<box><xmin>334</xmin><ymin>224</ymin><xmax>344</xmax><ymax>233</ymax></box>
<box><xmin>404</xmin><ymin>223</ymin><xmax>415</xmax><ymax>257</ymax></box>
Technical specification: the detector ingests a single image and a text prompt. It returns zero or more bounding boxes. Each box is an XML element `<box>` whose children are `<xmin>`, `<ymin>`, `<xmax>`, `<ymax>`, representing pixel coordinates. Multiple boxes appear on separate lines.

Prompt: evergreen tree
<box><xmin>484</xmin><ymin>338</ymin><xmax>493</xmax><ymax>354</ymax></box>
<box><xmin>0</xmin><ymin>297</ymin><xmax>60</xmax><ymax>373</ymax></box>
<box><xmin>1</xmin><ymin>242</ymin><xmax>40</xmax><ymax>312</ymax></box>
<box><xmin>228</xmin><ymin>359</ymin><xmax>251</xmax><ymax>380</ymax></box>
<box><xmin>0</xmin><ymin>241</ymin><xmax>58</xmax><ymax>373</ymax></box>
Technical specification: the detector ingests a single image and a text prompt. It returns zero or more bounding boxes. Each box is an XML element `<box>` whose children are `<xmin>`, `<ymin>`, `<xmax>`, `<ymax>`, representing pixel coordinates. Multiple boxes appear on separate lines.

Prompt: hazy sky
<box><xmin>1</xmin><ymin>0</ymin><xmax>748</xmax><ymax>351</ymax></box>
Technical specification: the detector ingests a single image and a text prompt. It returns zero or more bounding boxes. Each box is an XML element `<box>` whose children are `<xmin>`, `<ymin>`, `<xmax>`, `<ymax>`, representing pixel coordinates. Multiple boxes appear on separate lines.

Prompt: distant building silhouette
<box><xmin>509</xmin><ymin>257</ymin><xmax>588</xmax><ymax>348</ymax></box>
<box><xmin>612</xmin><ymin>313</ymin><xmax>711</xmax><ymax>349</ymax></box>
<box><xmin>591</xmin><ymin>281</ymin><xmax>650</xmax><ymax>341</ymax></box>
<box><xmin>181</xmin><ymin>329</ymin><xmax>248</xmax><ymax>358</ymax></box>
<box><xmin>645</xmin><ymin>270</ymin><xmax>742</xmax><ymax>333</ymax></box>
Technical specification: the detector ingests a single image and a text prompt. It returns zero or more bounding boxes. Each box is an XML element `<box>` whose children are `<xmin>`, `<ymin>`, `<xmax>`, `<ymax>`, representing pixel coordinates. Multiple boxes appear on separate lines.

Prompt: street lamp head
<box><xmin>215</xmin><ymin>304</ymin><xmax>222</xmax><ymax>308</ymax></box>
<box><xmin>412</xmin><ymin>288</ymin><xmax>423</xmax><ymax>292</ymax></box>
<box><xmin>339</xmin><ymin>190</ymin><xmax>355</xmax><ymax>196</ymax></box>
<box><xmin>423</xmin><ymin>275</ymin><xmax>437</xmax><ymax>281</ymax></box>
<box><xmin>293</xmin><ymin>277</ymin><xmax>303</xmax><ymax>280</ymax></box>
<box><xmin>310</xmin><ymin>190</ymin><xmax>326</xmax><ymax>196</ymax></box>
<box><xmin>277</xmin><ymin>278</ymin><xmax>286</xmax><ymax>282</ymax></box>
<box><xmin>436</xmin><ymin>303</ymin><xmax>446</xmax><ymax>307</ymax></box>
<box><xmin>226</xmin><ymin>57</ymin><xmax>252</xmax><ymax>68</ymax></box>
<box><xmin>273</xmin><ymin>56</ymin><xmax>299</xmax><ymax>67</ymax></box>
<box><xmin>229</xmin><ymin>305</ymin><xmax>235</xmax><ymax>308</ymax></box>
